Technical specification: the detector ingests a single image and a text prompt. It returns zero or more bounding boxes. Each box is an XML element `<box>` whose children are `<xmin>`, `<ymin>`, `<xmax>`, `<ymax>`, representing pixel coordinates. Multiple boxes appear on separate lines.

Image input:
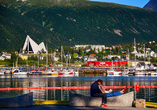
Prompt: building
<box><xmin>19</xmin><ymin>54</ymin><xmax>28</xmax><ymax>60</ymax></box>
<box><xmin>74</xmin><ymin>45</ymin><xmax>105</xmax><ymax>53</ymax></box>
<box><xmin>84</xmin><ymin>56</ymin><xmax>88</xmax><ymax>62</ymax></box>
<box><xmin>84</xmin><ymin>61</ymin><xmax>127</xmax><ymax>67</ymax></box>
<box><xmin>91</xmin><ymin>45</ymin><xmax>105</xmax><ymax>53</ymax></box>
<box><xmin>128</xmin><ymin>61</ymin><xmax>150</xmax><ymax>67</ymax></box>
<box><xmin>22</xmin><ymin>35</ymin><xmax>47</xmax><ymax>54</ymax></box>
<box><xmin>107</xmin><ymin>55</ymin><xmax>121</xmax><ymax>59</ymax></box>
<box><xmin>135</xmin><ymin>62</ymin><xmax>155</xmax><ymax>70</ymax></box>
<box><xmin>131</xmin><ymin>38</ymin><xmax>138</xmax><ymax>54</ymax></box>
<box><xmin>135</xmin><ymin>53</ymin><xmax>145</xmax><ymax>58</ymax></box>
<box><xmin>75</xmin><ymin>45</ymin><xmax>89</xmax><ymax>49</ymax></box>
<box><xmin>0</xmin><ymin>53</ymin><xmax>11</xmax><ymax>60</ymax></box>
<box><xmin>87</xmin><ymin>56</ymin><xmax>97</xmax><ymax>62</ymax></box>
<box><xmin>87</xmin><ymin>54</ymin><xmax>97</xmax><ymax>61</ymax></box>
<box><xmin>125</xmin><ymin>55</ymin><xmax>130</xmax><ymax>60</ymax></box>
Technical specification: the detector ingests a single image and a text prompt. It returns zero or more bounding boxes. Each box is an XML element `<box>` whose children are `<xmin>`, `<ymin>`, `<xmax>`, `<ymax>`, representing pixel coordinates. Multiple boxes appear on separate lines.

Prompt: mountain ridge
<box><xmin>0</xmin><ymin>0</ymin><xmax>157</xmax><ymax>51</ymax></box>
<box><xmin>143</xmin><ymin>0</ymin><xmax>157</xmax><ymax>11</ymax></box>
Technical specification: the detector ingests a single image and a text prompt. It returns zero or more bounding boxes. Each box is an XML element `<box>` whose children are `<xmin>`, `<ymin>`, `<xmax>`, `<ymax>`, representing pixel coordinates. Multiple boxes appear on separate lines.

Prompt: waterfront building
<box><xmin>128</xmin><ymin>61</ymin><xmax>150</xmax><ymax>67</ymax></box>
<box><xmin>84</xmin><ymin>61</ymin><xmax>127</xmax><ymax>67</ymax></box>
<box><xmin>135</xmin><ymin>62</ymin><xmax>155</xmax><ymax>71</ymax></box>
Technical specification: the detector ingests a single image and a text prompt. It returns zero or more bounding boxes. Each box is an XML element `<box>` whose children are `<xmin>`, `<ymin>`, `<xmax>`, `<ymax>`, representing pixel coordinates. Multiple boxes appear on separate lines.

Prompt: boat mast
<box><xmin>46</xmin><ymin>44</ymin><xmax>48</xmax><ymax>67</ymax></box>
<box><xmin>144</xmin><ymin>44</ymin><xmax>145</xmax><ymax>62</ymax></box>
<box><xmin>27</xmin><ymin>38</ymin><xmax>29</xmax><ymax>70</ymax></box>
<box><xmin>134</xmin><ymin>38</ymin><xmax>136</xmax><ymax>62</ymax></box>
<box><xmin>61</xmin><ymin>46</ymin><xmax>63</xmax><ymax>70</ymax></box>
<box><xmin>128</xmin><ymin>49</ymin><xmax>129</xmax><ymax>69</ymax></box>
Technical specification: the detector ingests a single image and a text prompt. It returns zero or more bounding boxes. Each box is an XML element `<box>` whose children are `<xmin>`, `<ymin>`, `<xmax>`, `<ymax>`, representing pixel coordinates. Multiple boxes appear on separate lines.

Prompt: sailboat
<box><xmin>58</xmin><ymin>46</ymin><xmax>79</xmax><ymax>77</ymax></box>
<box><xmin>107</xmin><ymin>60</ymin><xmax>122</xmax><ymax>76</ymax></box>
<box><xmin>12</xmin><ymin>51</ymin><xmax>29</xmax><ymax>75</ymax></box>
<box><xmin>41</xmin><ymin>45</ymin><xmax>58</xmax><ymax>77</ymax></box>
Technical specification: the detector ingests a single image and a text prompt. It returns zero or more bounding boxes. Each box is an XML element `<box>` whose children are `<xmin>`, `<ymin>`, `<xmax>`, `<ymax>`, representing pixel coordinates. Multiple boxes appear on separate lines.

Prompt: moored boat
<box><xmin>12</xmin><ymin>69</ymin><xmax>28</xmax><ymax>75</ymax></box>
<box><xmin>107</xmin><ymin>69</ymin><xmax>122</xmax><ymax>76</ymax></box>
<box><xmin>58</xmin><ymin>68</ymin><xmax>79</xmax><ymax>77</ymax></box>
<box><xmin>41</xmin><ymin>71</ymin><xmax>58</xmax><ymax>77</ymax></box>
<box><xmin>151</xmin><ymin>71</ymin><xmax>157</xmax><ymax>76</ymax></box>
<box><xmin>0</xmin><ymin>71</ymin><xmax>4</xmax><ymax>75</ymax></box>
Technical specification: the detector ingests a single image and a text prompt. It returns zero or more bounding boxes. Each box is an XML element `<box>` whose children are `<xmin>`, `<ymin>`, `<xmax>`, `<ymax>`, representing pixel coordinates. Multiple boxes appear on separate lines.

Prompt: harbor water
<box><xmin>0</xmin><ymin>74</ymin><xmax>157</xmax><ymax>103</ymax></box>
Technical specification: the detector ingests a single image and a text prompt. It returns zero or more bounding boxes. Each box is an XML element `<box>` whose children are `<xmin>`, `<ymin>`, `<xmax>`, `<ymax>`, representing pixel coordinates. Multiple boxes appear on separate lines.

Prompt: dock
<box><xmin>0</xmin><ymin>100</ymin><xmax>157</xmax><ymax>110</ymax></box>
<box><xmin>1</xmin><ymin>105</ymin><xmax>157</xmax><ymax>110</ymax></box>
<box><xmin>33</xmin><ymin>100</ymin><xmax>157</xmax><ymax>108</ymax></box>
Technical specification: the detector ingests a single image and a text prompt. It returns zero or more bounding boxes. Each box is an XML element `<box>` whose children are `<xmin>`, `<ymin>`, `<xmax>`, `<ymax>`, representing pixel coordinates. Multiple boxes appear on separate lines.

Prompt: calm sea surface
<box><xmin>0</xmin><ymin>74</ymin><xmax>157</xmax><ymax>103</ymax></box>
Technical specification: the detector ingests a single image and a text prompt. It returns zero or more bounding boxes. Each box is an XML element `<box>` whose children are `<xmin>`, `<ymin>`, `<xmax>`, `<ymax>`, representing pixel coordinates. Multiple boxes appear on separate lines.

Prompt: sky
<box><xmin>90</xmin><ymin>0</ymin><xmax>150</xmax><ymax>8</ymax></box>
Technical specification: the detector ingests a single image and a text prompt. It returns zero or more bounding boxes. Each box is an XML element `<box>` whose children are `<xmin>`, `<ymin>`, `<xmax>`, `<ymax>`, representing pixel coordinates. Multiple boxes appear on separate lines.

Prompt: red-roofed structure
<box><xmin>90</xmin><ymin>54</ymin><xmax>96</xmax><ymax>57</ymax></box>
<box><xmin>84</xmin><ymin>61</ymin><xmax>128</xmax><ymax>67</ymax></box>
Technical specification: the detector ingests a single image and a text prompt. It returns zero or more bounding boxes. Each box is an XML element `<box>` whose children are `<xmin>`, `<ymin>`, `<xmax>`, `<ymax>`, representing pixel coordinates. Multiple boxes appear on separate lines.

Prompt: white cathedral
<box><xmin>22</xmin><ymin>35</ymin><xmax>47</xmax><ymax>54</ymax></box>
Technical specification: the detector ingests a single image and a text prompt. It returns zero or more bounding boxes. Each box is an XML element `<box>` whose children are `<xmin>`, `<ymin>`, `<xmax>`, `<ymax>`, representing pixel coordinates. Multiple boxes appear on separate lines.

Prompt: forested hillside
<box><xmin>0</xmin><ymin>0</ymin><xmax>157</xmax><ymax>51</ymax></box>
<box><xmin>0</xmin><ymin>5</ymin><xmax>70</xmax><ymax>51</ymax></box>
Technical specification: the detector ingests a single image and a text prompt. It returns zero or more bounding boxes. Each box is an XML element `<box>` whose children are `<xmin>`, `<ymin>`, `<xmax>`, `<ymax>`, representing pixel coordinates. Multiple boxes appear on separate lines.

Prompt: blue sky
<box><xmin>90</xmin><ymin>0</ymin><xmax>149</xmax><ymax>8</ymax></box>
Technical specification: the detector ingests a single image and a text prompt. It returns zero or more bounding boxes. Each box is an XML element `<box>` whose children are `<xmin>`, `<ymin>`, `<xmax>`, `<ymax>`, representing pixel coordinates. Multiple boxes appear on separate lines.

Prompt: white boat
<box><xmin>13</xmin><ymin>69</ymin><xmax>28</xmax><ymax>75</ymax></box>
<box><xmin>0</xmin><ymin>71</ymin><xmax>4</xmax><ymax>75</ymax></box>
<box><xmin>58</xmin><ymin>69</ymin><xmax>79</xmax><ymax>77</ymax></box>
<box><xmin>135</xmin><ymin>71</ymin><xmax>151</xmax><ymax>76</ymax></box>
<box><xmin>63</xmin><ymin>71</ymin><xmax>79</xmax><ymax>77</ymax></box>
<box><xmin>5</xmin><ymin>68</ymin><xmax>12</xmax><ymax>74</ymax></box>
<box><xmin>121</xmin><ymin>69</ymin><xmax>129</xmax><ymax>76</ymax></box>
<box><xmin>41</xmin><ymin>70</ymin><xmax>58</xmax><ymax>77</ymax></box>
<box><xmin>127</xmin><ymin>69</ymin><xmax>136</xmax><ymax>76</ymax></box>
<box><xmin>107</xmin><ymin>69</ymin><xmax>122</xmax><ymax>76</ymax></box>
<box><xmin>151</xmin><ymin>71</ymin><xmax>157</xmax><ymax>76</ymax></box>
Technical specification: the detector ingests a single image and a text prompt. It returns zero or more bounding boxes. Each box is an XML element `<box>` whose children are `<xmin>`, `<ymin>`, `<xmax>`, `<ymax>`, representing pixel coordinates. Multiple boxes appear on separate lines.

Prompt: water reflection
<box><xmin>0</xmin><ymin>74</ymin><xmax>157</xmax><ymax>103</ymax></box>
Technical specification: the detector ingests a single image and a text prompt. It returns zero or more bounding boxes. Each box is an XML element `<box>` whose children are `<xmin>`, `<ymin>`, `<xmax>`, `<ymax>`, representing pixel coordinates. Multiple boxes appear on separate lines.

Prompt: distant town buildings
<box><xmin>75</xmin><ymin>45</ymin><xmax>105</xmax><ymax>53</ymax></box>
<box><xmin>131</xmin><ymin>38</ymin><xmax>157</xmax><ymax>58</ymax></box>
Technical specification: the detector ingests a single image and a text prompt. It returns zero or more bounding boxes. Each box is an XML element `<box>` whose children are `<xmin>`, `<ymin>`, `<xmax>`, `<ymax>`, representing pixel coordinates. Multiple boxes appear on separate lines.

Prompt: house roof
<box><xmin>90</xmin><ymin>54</ymin><xmax>96</xmax><ymax>57</ymax></box>
<box><xmin>138</xmin><ymin>62</ymin><xmax>145</xmax><ymax>66</ymax></box>
<box><xmin>2</xmin><ymin>53</ymin><xmax>11</xmax><ymax>56</ymax></box>
<box><xmin>125</xmin><ymin>55</ymin><xmax>130</xmax><ymax>57</ymax></box>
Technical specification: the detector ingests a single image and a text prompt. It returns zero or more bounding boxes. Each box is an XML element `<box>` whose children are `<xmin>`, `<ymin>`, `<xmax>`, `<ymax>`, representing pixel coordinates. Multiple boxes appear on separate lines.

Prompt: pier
<box><xmin>1</xmin><ymin>105</ymin><xmax>157</xmax><ymax>110</ymax></box>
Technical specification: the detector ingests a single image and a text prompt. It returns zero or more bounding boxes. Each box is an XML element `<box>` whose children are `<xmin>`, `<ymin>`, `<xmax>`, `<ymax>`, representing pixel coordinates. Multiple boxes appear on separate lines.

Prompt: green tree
<box><xmin>73</xmin><ymin>53</ymin><xmax>78</xmax><ymax>58</ymax></box>
<box><xmin>11</xmin><ymin>53</ymin><xmax>17</xmax><ymax>61</ymax></box>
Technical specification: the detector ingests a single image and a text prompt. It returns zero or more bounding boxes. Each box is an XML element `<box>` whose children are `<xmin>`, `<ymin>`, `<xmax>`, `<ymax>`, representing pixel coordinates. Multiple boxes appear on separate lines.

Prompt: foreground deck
<box><xmin>33</xmin><ymin>100</ymin><xmax>157</xmax><ymax>108</ymax></box>
<box><xmin>1</xmin><ymin>105</ymin><xmax>157</xmax><ymax>110</ymax></box>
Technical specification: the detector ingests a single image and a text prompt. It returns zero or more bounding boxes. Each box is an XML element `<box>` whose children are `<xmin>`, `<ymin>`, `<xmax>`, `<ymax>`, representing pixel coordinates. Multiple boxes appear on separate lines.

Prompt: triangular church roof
<box><xmin>23</xmin><ymin>35</ymin><xmax>47</xmax><ymax>54</ymax></box>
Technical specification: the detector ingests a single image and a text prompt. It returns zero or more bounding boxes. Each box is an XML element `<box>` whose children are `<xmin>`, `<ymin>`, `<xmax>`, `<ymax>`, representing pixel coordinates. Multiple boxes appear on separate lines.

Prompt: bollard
<box><xmin>135</xmin><ymin>99</ymin><xmax>146</xmax><ymax>108</ymax></box>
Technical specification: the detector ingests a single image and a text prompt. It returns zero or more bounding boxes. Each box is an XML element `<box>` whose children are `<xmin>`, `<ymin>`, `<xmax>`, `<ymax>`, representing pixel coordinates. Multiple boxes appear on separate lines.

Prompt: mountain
<box><xmin>0</xmin><ymin>0</ymin><xmax>157</xmax><ymax>51</ymax></box>
<box><xmin>0</xmin><ymin>5</ymin><xmax>70</xmax><ymax>51</ymax></box>
<box><xmin>143</xmin><ymin>0</ymin><xmax>157</xmax><ymax>11</ymax></box>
